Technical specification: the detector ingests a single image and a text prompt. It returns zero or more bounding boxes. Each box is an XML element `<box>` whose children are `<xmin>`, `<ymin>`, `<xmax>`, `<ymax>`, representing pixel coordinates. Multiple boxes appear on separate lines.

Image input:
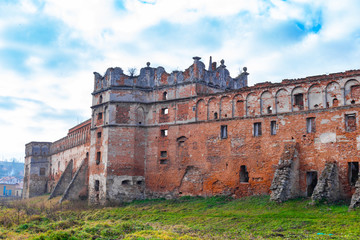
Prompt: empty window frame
<box><xmin>122</xmin><ymin>180</ymin><xmax>130</xmax><ymax>185</ymax></box>
<box><xmin>160</xmin><ymin>151</ymin><xmax>167</xmax><ymax>158</ymax></box>
<box><xmin>348</xmin><ymin>162</ymin><xmax>359</xmax><ymax>186</ymax></box>
<box><xmin>163</xmin><ymin>92</ymin><xmax>168</xmax><ymax>100</ymax></box>
<box><xmin>161</xmin><ymin>129</ymin><xmax>168</xmax><ymax>137</ymax></box>
<box><xmin>96</xmin><ymin>152</ymin><xmax>101</xmax><ymax>165</ymax></box>
<box><xmin>39</xmin><ymin>168</ymin><xmax>46</xmax><ymax>176</ymax></box>
<box><xmin>306</xmin><ymin>117</ymin><xmax>316</xmax><ymax>133</ymax></box>
<box><xmin>160</xmin><ymin>159</ymin><xmax>168</xmax><ymax>164</ymax></box>
<box><xmin>221</xmin><ymin>125</ymin><xmax>228</xmax><ymax>139</ymax></box>
<box><xmin>161</xmin><ymin>108</ymin><xmax>169</xmax><ymax>115</ymax></box>
<box><xmin>97</xmin><ymin>132</ymin><xmax>102</xmax><ymax>138</ymax></box>
<box><xmin>294</xmin><ymin>93</ymin><xmax>304</xmax><ymax>109</ymax></box>
<box><xmin>94</xmin><ymin>180</ymin><xmax>100</xmax><ymax>191</ymax></box>
<box><xmin>270</xmin><ymin>121</ymin><xmax>277</xmax><ymax>135</ymax></box>
<box><xmin>98</xmin><ymin>112</ymin><xmax>103</xmax><ymax>120</ymax></box>
<box><xmin>240</xmin><ymin>165</ymin><xmax>249</xmax><ymax>183</ymax></box>
<box><xmin>253</xmin><ymin>122</ymin><xmax>262</xmax><ymax>136</ymax></box>
<box><xmin>345</xmin><ymin>114</ymin><xmax>356</xmax><ymax>132</ymax></box>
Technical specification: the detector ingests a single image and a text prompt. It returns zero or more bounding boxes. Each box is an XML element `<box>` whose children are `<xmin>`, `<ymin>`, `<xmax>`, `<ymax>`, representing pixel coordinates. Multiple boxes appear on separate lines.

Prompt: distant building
<box><xmin>0</xmin><ymin>182</ymin><xmax>22</xmax><ymax>197</ymax></box>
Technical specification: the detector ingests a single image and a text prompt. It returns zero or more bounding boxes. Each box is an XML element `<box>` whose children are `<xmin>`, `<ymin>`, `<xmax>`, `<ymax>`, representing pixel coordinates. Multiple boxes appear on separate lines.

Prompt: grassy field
<box><xmin>0</xmin><ymin>195</ymin><xmax>359</xmax><ymax>239</ymax></box>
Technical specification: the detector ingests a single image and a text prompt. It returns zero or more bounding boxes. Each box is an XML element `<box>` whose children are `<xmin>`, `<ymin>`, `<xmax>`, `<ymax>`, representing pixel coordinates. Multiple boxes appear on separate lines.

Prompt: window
<box><xmin>163</xmin><ymin>92</ymin><xmax>168</xmax><ymax>100</ymax></box>
<box><xmin>271</xmin><ymin>121</ymin><xmax>277</xmax><ymax>135</ymax></box>
<box><xmin>221</xmin><ymin>125</ymin><xmax>228</xmax><ymax>139</ymax></box>
<box><xmin>161</xmin><ymin>129</ymin><xmax>168</xmax><ymax>137</ymax></box>
<box><xmin>240</xmin><ymin>165</ymin><xmax>249</xmax><ymax>183</ymax></box>
<box><xmin>96</xmin><ymin>152</ymin><xmax>101</xmax><ymax>165</ymax></box>
<box><xmin>160</xmin><ymin>151</ymin><xmax>167</xmax><ymax>157</ymax></box>
<box><xmin>99</xmin><ymin>95</ymin><xmax>103</xmax><ymax>104</ymax></box>
<box><xmin>122</xmin><ymin>180</ymin><xmax>130</xmax><ymax>185</ymax></box>
<box><xmin>348</xmin><ymin>162</ymin><xmax>359</xmax><ymax>186</ymax></box>
<box><xmin>39</xmin><ymin>168</ymin><xmax>46</xmax><ymax>176</ymax></box>
<box><xmin>214</xmin><ymin>112</ymin><xmax>218</xmax><ymax>119</ymax></box>
<box><xmin>162</xmin><ymin>108</ymin><xmax>169</xmax><ymax>115</ymax></box>
<box><xmin>97</xmin><ymin>132</ymin><xmax>102</xmax><ymax>138</ymax></box>
<box><xmin>98</xmin><ymin>112</ymin><xmax>103</xmax><ymax>120</ymax></box>
<box><xmin>294</xmin><ymin>93</ymin><xmax>304</xmax><ymax>109</ymax></box>
<box><xmin>160</xmin><ymin>159</ymin><xmax>168</xmax><ymax>164</ymax></box>
<box><xmin>306</xmin><ymin>117</ymin><xmax>316</xmax><ymax>133</ymax></box>
<box><xmin>94</xmin><ymin>180</ymin><xmax>100</xmax><ymax>191</ymax></box>
<box><xmin>345</xmin><ymin>114</ymin><xmax>356</xmax><ymax>132</ymax></box>
<box><xmin>253</xmin><ymin>122</ymin><xmax>262</xmax><ymax>136</ymax></box>
<box><xmin>267</xmin><ymin>106</ymin><xmax>272</xmax><ymax>114</ymax></box>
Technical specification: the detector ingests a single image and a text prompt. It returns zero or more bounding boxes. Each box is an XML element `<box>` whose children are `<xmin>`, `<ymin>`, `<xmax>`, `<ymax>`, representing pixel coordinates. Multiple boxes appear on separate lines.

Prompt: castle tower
<box><xmin>23</xmin><ymin>142</ymin><xmax>51</xmax><ymax>198</ymax></box>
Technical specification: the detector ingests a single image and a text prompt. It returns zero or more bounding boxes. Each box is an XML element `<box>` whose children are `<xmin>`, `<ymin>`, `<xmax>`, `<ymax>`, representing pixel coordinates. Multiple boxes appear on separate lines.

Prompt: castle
<box><xmin>22</xmin><ymin>56</ymin><xmax>360</xmax><ymax>208</ymax></box>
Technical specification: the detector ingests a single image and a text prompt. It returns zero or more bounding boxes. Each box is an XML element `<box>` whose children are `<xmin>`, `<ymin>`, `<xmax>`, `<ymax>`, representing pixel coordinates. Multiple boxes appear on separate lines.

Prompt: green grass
<box><xmin>0</xmin><ymin>195</ymin><xmax>359</xmax><ymax>239</ymax></box>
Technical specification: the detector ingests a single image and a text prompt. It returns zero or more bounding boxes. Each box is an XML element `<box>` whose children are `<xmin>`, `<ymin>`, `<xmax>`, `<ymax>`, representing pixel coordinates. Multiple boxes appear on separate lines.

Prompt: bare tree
<box><xmin>128</xmin><ymin>68</ymin><xmax>137</xmax><ymax>77</ymax></box>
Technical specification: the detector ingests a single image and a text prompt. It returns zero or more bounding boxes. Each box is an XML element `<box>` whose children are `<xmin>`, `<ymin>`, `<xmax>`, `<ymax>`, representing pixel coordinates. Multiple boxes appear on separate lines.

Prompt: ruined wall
<box><xmin>23</xmin><ymin>142</ymin><xmax>51</xmax><ymax>198</ymax></box>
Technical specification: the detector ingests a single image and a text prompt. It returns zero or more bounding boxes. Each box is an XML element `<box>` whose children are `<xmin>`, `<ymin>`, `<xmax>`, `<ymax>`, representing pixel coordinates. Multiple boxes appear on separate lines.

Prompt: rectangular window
<box><xmin>94</xmin><ymin>180</ymin><xmax>100</xmax><ymax>191</ymax></box>
<box><xmin>98</xmin><ymin>112</ymin><xmax>103</xmax><ymax>120</ymax></box>
<box><xmin>39</xmin><ymin>167</ymin><xmax>46</xmax><ymax>176</ymax></box>
<box><xmin>240</xmin><ymin>165</ymin><xmax>249</xmax><ymax>183</ymax></box>
<box><xmin>306</xmin><ymin>117</ymin><xmax>316</xmax><ymax>133</ymax></box>
<box><xmin>294</xmin><ymin>93</ymin><xmax>304</xmax><ymax>109</ymax></box>
<box><xmin>97</xmin><ymin>132</ymin><xmax>102</xmax><ymax>138</ymax></box>
<box><xmin>221</xmin><ymin>125</ymin><xmax>228</xmax><ymax>139</ymax></box>
<box><xmin>253</xmin><ymin>122</ymin><xmax>262</xmax><ymax>136</ymax></box>
<box><xmin>162</xmin><ymin>108</ymin><xmax>169</xmax><ymax>115</ymax></box>
<box><xmin>161</xmin><ymin>129</ymin><xmax>168</xmax><ymax>137</ymax></box>
<box><xmin>345</xmin><ymin>114</ymin><xmax>356</xmax><ymax>132</ymax></box>
<box><xmin>96</xmin><ymin>152</ymin><xmax>101</xmax><ymax>165</ymax></box>
<box><xmin>160</xmin><ymin>151</ymin><xmax>167</xmax><ymax>158</ymax></box>
<box><xmin>270</xmin><ymin>121</ymin><xmax>277</xmax><ymax>135</ymax></box>
<box><xmin>348</xmin><ymin>162</ymin><xmax>359</xmax><ymax>186</ymax></box>
<box><xmin>160</xmin><ymin>159</ymin><xmax>168</xmax><ymax>164</ymax></box>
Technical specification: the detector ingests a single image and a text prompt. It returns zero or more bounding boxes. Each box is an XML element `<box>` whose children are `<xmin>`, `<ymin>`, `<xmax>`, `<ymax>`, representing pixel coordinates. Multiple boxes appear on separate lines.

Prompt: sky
<box><xmin>1</xmin><ymin>0</ymin><xmax>360</xmax><ymax>161</ymax></box>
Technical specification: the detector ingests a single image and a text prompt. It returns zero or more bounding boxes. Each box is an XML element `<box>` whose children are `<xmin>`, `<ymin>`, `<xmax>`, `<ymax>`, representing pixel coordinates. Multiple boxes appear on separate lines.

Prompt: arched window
<box><xmin>163</xmin><ymin>92</ymin><xmax>168</xmax><ymax>100</ymax></box>
<box><xmin>99</xmin><ymin>95</ymin><xmax>103</xmax><ymax>104</ymax></box>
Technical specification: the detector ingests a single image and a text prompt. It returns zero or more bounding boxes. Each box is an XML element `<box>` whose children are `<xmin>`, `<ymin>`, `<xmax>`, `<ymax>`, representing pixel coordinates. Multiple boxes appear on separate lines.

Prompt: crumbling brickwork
<box><xmin>24</xmin><ymin>56</ymin><xmax>360</xmax><ymax>208</ymax></box>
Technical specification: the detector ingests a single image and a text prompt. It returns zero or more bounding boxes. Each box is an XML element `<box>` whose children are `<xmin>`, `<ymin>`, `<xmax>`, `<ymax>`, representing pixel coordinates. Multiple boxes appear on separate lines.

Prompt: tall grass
<box><xmin>0</xmin><ymin>195</ymin><xmax>359</xmax><ymax>239</ymax></box>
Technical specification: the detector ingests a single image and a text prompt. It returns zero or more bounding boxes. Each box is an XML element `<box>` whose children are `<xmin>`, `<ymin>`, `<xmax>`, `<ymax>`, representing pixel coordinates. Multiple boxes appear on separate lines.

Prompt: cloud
<box><xmin>1</xmin><ymin>0</ymin><xmax>360</xmax><ymax>160</ymax></box>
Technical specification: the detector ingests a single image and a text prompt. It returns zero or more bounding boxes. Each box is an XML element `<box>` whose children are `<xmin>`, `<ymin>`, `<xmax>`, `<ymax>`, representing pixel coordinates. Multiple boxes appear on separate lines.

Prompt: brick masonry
<box><xmin>23</xmin><ymin>56</ymin><xmax>360</xmax><ymax>208</ymax></box>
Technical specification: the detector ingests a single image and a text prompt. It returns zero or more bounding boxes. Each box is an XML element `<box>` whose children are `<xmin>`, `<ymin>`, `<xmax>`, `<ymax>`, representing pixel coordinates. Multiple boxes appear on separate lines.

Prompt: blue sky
<box><xmin>1</xmin><ymin>0</ymin><xmax>360</xmax><ymax>160</ymax></box>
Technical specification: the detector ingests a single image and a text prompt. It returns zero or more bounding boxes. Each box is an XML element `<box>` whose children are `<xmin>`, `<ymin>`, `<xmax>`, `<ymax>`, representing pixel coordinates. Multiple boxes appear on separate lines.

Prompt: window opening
<box><xmin>99</xmin><ymin>95</ymin><xmax>103</xmax><ymax>104</ymax></box>
<box><xmin>39</xmin><ymin>168</ymin><xmax>46</xmax><ymax>176</ymax></box>
<box><xmin>271</xmin><ymin>121</ymin><xmax>277</xmax><ymax>135</ymax></box>
<box><xmin>122</xmin><ymin>180</ymin><xmax>130</xmax><ymax>185</ymax></box>
<box><xmin>161</xmin><ymin>129</ymin><xmax>168</xmax><ymax>137</ymax></box>
<box><xmin>294</xmin><ymin>93</ymin><xmax>304</xmax><ymax>109</ymax></box>
<box><xmin>160</xmin><ymin>159</ymin><xmax>168</xmax><ymax>164</ymax></box>
<box><xmin>96</xmin><ymin>152</ymin><xmax>101</xmax><ymax>165</ymax></box>
<box><xmin>162</xmin><ymin>108</ymin><xmax>169</xmax><ymax>115</ymax></box>
<box><xmin>163</xmin><ymin>92</ymin><xmax>168</xmax><ymax>100</ymax></box>
<box><xmin>94</xmin><ymin>180</ymin><xmax>100</xmax><ymax>191</ymax></box>
<box><xmin>214</xmin><ymin>112</ymin><xmax>218</xmax><ymax>119</ymax></box>
<box><xmin>267</xmin><ymin>106</ymin><xmax>272</xmax><ymax>114</ymax></box>
<box><xmin>253</xmin><ymin>122</ymin><xmax>262</xmax><ymax>136</ymax></box>
<box><xmin>306</xmin><ymin>171</ymin><xmax>317</xmax><ymax>197</ymax></box>
<box><xmin>348</xmin><ymin>162</ymin><xmax>359</xmax><ymax>186</ymax></box>
<box><xmin>160</xmin><ymin>151</ymin><xmax>167</xmax><ymax>157</ymax></box>
<box><xmin>306</xmin><ymin>117</ymin><xmax>316</xmax><ymax>133</ymax></box>
<box><xmin>345</xmin><ymin>114</ymin><xmax>356</xmax><ymax>132</ymax></box>
<box><xmin>240</xmin><ymin>165</ymin><xmax>249</xmax><ymax>183</ymax></box>
<box><xmin>221</xmin><ymin>125</ymin><xmax>228</xmax><ymax>139</ymax></box>
<box><xmin>97</xmin><ymin>132</ymin><xmax>102</xmax><ymax>138</ymax></box>
<box><xmin>98</xmin><ymin>112</ymin><xmax>103</xmax><ymax>120</ymax></box>
<box><xmin>333</xmin><ymin>98</ymin><xmax>339</xmax><ymax>107</ymax></box>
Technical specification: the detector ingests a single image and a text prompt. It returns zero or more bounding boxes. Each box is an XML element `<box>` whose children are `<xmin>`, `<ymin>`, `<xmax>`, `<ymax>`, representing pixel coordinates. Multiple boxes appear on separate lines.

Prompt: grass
<box><xmin>0</xmin><ymin>195</ymin><xmax>359</xmax><ymax>239</ymax></box>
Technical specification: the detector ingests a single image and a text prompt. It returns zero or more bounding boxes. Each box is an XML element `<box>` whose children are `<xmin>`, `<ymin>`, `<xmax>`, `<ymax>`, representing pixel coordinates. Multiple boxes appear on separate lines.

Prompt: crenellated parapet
<box><xmin>92</xmin><ymin>56</ymin><xmax>248</xmax><ymax>93</ymax></box>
